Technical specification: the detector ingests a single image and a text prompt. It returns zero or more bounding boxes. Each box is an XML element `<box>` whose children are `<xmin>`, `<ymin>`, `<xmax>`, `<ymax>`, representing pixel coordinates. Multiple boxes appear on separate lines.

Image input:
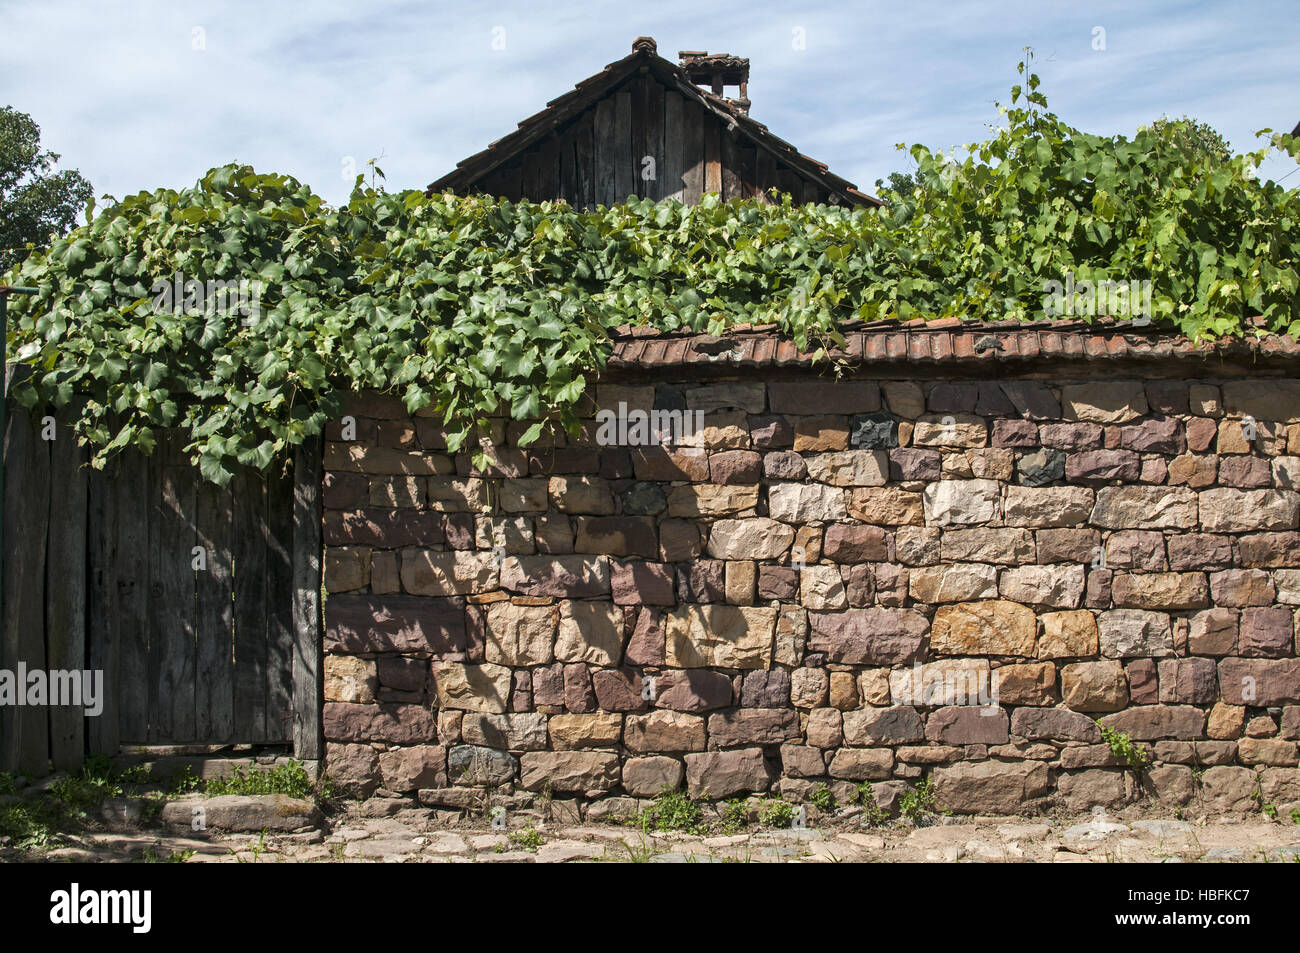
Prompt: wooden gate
<box><xmin>0</xmin><ymin>399</ymin><xmax>322</xmax><ymax>776</ymax></box>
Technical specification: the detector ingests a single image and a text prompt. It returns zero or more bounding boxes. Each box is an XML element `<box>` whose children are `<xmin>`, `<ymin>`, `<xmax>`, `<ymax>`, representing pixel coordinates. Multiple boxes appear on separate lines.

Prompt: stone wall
<box><xmin>318</xmin><ymin>372</ymin><xmax>1300</xmax><ymax>816</ymax></box>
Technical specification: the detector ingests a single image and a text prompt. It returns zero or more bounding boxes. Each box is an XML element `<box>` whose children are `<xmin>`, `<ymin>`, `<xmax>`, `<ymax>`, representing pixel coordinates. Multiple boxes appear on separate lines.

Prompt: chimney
<box><xmin>678</xmin><ymin>50</ymin><xmax>750</xmax><ymax>114</ymax></box>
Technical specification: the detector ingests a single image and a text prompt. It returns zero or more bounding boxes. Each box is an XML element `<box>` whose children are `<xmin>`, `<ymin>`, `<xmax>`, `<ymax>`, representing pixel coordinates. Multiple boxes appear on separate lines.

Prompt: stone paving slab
<box><xmin>10</xmin><ymin>797</ymin><xmax>1300</xmax><ymax>864</ymax></box>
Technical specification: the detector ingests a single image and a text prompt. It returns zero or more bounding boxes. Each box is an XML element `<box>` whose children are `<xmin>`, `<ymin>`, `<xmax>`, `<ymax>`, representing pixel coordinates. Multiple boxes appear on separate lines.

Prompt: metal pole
<box><xmin>0</xmin><ymin>285</ymin><xmax>39</xmax><ymax>661</ymax></box>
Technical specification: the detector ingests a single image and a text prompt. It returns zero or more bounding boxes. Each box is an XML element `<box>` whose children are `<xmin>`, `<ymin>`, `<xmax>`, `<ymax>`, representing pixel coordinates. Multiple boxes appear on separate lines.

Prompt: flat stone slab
<box><xmin>345</xmin><ymin>838</ymin><xmax>423</xmax><ymax>859</ymax></box>
<box><xmin>1201</xmin><ymin>846</ymin><xmax>1246</xmax><ymax>862</ymax></box>
<box><xmin>160</xmin><ymin>794</ymin><xmax>321</xmax><ymax>833</ymax></box>
<box><xmin>1131</xmin><ymin>820</ymin><xmax>1194</xmax><ymax>838</ymax></box>
<box><xmin>535</xmin><ymin>841</ymin><xmax>607</xmax><ymax>863</ymax></box>
<box><xmin>1062</xmin><ymin>820</ymin><xmax>1130</xmax><ymax>841</ymax></box>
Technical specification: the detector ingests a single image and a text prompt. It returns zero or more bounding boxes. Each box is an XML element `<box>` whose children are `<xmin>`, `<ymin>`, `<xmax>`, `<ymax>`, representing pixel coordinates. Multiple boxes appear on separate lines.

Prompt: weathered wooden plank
<box><xmin>703</xmin><ymin>117</ymin><xmax>722</xmax><ymax>196</ymax></box>
<box><xmin>520</xmin><ymin>149</ymin><xmax>538</xmax><ymax>202</ymax></box>
<box><xmin>194</xmin><ymin>472</ymin><xmax>234</xmax><ymax>743</ymax></box>
<box><xmin>594</xmin><ymin>96</ymin><xmax>616</xmax><ymax>207</ymax></box>
<box><xmin>2</xmin><ymin>403</ymin><xmax>50</xmax><ymax>775</ymax></box>
<box><xmin>231</xmin><ymin>468</ymin><xmax>268</xmax><ymax>741</ymax></box>
<box><xmin>803</xmin><ymin>179</ymin><xmax>822</xmax><ymax>205</ymax></box>
<box><xmin>640</xmin><ymin>78</ymin><xmax>665</xmax><ymax>200</ymax></box>
<box><xmin>662</xmin><ymin>91</ymin><xmax>685</xmax><ymax>202</ymax></box>
<box><xmin>680</xmin><ymin>101</ymin><xmax>705</xmax><ymax>204</ymax></box>
<box><xmin>755</xmin><ymin>149</ymin><xmax>778</xmax><ymax>203</ymax></box>
<box><xmin>523</xmin><ymin>139</ymin><xmax>548</xmax><ymax>202</ymax></box>
<box><xmin>720</xmin><ymin>130</ymin><xmax>742</xmax><ymax>201</ymax></box>
<box><xmin>477</xmin><ymin>168</ymin><xmax>502</xmax><ymax>199</ymax></box>
<box><xmin>151</xmin><ymin>435</ymin><xmax>197</xmax><ymax>742</ymax></box>
<box><xmin>539</xmin><ymin>136</ymin><xmax>560</xmax><ymax>202</ymax></box>
<box><xmin>114</xmin><ymin>448</ymin><xmax>150</xmax><ymax>742</ymax></box>
<box><xmin>738</xmin><ymin>144</ymin><xmax>759</xmax><ymax>199</ymax></box>
<box><xmin>45</xmin><ymin>410</ymin><xmax>88</xmax><ymax>770</ymax></box>
<box><xmin>574</xmin><ymin>113</ymin><xmax>595</xmax><ymax>210</ymax></box>
<box><xmin>265</xmin><ymin>461</ymin><xmax>295</xmax><ymax>743</ymax></box>
<box><xmin>631</xmin><ymin>76</ymin><xmax>648</xmax><ymax>199</ymax></box>
<box><xmin>557</xmin><ymin>128</ymin><xmax>576</xmax><ymax>206</ymax></box>
<box><xmin>86</xmin><ymin>456</ymin><xmax>120</xmax><ymax>757</ymax></box>
<box><xmin>614</xmin><ymin>87</ymin><xmax>634</xmax><ymax>203</ymax></box>
<box><xmin>777</xmin><ymin>167</ymin><xmax>802</xmax><ymax>204</ymax></box>
<box><xmin>144</xmin><ymin>442</ymin><xmax>162</xmax><ymax>742</ymax></box>
<box><xmin>497</xmin><ymin>163</ymin><xmax>522</xmax><ymax>203</ymax></box>
<box><xmin>291</xmin><ymin>440</ymin><xmax>323</xmax><ymax>760</ymax></box>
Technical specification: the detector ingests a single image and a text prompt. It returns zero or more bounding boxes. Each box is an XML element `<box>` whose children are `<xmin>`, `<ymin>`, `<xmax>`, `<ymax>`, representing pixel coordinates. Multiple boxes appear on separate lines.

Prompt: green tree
<box><xmin>1147</xmin><ymin>115</ymin><xmax>1232</xmax><ymax>166</ymax></box>
<box><xmin>0</xmin><ymin>106</ymin><xmax>93</xmax><ymax>270</ymax></box>
<box><xmin>874</xmin><ymin>170</ymin><xmax>918</xmax><ymax>202</ymax></box>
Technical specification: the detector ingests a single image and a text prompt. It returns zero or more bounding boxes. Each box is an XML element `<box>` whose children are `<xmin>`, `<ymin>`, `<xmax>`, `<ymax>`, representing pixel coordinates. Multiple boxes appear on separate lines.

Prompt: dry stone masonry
<box><xmin>318</xmin><ymin>371</ymin><xmax>1300</xmax><ymax>816</ymax></box>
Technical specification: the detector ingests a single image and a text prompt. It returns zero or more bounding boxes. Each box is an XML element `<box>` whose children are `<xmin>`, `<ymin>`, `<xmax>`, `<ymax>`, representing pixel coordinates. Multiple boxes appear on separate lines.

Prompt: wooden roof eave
<box><xmin>426</xmin><ymin>51</ymin><xmax>648</xmax><ymax>194</ymax></box>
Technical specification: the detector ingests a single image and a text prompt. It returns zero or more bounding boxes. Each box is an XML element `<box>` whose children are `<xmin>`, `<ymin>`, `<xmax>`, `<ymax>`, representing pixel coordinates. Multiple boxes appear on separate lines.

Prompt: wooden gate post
<box><xmin>290</xmin><ymin>437</ymin><xmax>323</xmax><ymax>762</ymax></box>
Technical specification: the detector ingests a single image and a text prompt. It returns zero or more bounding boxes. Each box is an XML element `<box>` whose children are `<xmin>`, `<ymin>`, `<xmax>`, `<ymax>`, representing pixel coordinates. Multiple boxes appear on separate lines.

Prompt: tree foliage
<box><xmin>4</xmin><ymin>59</ymin><xmax>1299</xmax><ymax>483</ymax></box>
<box><xmin>1147</xmin><ymin>115</ymin><xmax>1232</xmax><ymax>166</ymax></box>
<box><xmin>0</xmin><ymin>106</ymin><xmax>94</xmax><ymax>271</ymax></box>
<box><xmin>874</xmin><ymin>170</ymin><xmax>918</xmax><ymax>202</ymax></box>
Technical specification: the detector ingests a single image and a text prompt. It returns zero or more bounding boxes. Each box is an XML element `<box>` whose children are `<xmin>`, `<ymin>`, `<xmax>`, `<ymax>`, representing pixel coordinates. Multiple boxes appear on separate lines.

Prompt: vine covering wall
<box><xmin>4</xmin><ymin>68</ymin><xmax>1299</xmax><ymax>486</ymax></box>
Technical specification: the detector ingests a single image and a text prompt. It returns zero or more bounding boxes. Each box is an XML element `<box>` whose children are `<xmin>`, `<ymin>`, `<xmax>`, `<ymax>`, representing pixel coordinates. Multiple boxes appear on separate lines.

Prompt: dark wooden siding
<box><xmin>473</xmin><ymin>74</ymin><xmax>843</xmax><ymax>209</ymax></box>
<box><xmin>1</xmin><ymin>390</ymin><xmax>323</xmax><ymax>775</ymax></box>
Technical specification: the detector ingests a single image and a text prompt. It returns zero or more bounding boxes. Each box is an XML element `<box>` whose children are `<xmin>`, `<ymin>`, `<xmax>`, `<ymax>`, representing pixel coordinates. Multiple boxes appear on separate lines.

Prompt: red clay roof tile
<box><xmin>603</xmin><ymin>318</ymin><xmax>1293</xmax><ymax>373</ymax></box>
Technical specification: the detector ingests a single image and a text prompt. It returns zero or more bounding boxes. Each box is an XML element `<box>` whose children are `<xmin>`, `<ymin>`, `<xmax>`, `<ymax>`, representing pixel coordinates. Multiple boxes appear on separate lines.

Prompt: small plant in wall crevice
<box><xmin>855</xmin><ymin>781</ymin><xmax>891</xmax><ymax>828</ymax></box>
<box><xmin>1098</xmin><ymin>723</ymin><xmax>1150</xmax><ymax>776</ymax></box>
<box><xmin>899</xmin><ymin>777</ymin><xmax>947</xmax><ymax>826</ymax></box>
<box><xmin>807</xmin><ymin>784</ymin><xmax>836</xmax><ymax>814</ymax></box>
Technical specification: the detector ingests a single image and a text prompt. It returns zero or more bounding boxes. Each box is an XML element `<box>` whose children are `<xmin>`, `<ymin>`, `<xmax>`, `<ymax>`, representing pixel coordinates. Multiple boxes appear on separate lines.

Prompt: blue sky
<box><xmin>2</xmin><ymin>0</ymin><xmax>1296</xmax><ymax>207</ymax></box>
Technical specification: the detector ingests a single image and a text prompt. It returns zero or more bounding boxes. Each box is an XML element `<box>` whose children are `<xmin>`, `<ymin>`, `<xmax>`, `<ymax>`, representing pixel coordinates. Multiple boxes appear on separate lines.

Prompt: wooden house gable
<box><xmin>428</xmin><ymin>37</ymin><xmax>880</xmax><ymax>209</ymax></box>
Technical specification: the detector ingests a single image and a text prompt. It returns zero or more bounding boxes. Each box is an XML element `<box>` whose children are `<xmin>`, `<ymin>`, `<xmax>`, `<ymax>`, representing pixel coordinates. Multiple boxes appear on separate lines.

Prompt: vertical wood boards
<box><xmin>45</xmin><ymin>411</ymin><xmax>88</xmax><ymax>770</ymax></box>
<box><xmin>594</xmin><ymin>97</ymin><xmax>616</xmax><ymax>207</ymax></box>
<box><xmin>557</xmin><ymin>128</ymin><xmax>576</xmax><ymax>206</ymax></box>
<box><xmin>738</xmin><ymin>144</ymin><xmax>758</xmax><ymax>199</ymax></box>
<box><xmin>662</xmin><ymin>91</ymin><xmax>686</xmax><ymax>202</ymax></box>
<box><xmin>2</xmin><ymin>406</ymin><xmax>50</xmax><ymax>774</ymax></box>
<box><xmin>498</xmin><ymin>163</ymin><xmax>522</xmax><ymax>203</ymax></box>
<box><xmin>0</xmin><ymin>401</ymin><xmax>306</xmax><ymax>766</ymax></box>
<box><xmin>86</xmin><ymin>458</ymin><xmax>119</xmax><ymax>757</ymax></box>
<box><xmin>632</xmin><ymin>76</ymin><xmax>648</xmax><ymax>200</ymax></box>
<box><xmin>231</xmin><ymin>467</ymin><xmax>269</xmax><ymax>741</ymax></box>
<box><xmin>150</xmin><ymin>434</ymin><xmax>197</xmax><ymax>743</ymax></box>
<box><xmin>521</xmin><ymin>146</ymin><xmax>541</xmax><ymax>201</ymax></box>
<box><xmin>573</xmin><ymin>112</ymin><xmax>595</xmax><ymax>211</ymax></box>
<box><xmin>703</xmin><ymin>118</ymin><xmax>722</xmax><ymax>197</ymax></box>
<box><xmin>755</xmin><ymin>149</ymin><xmax>778</xmax><ymax>203</ymax></box>
<box><xmin>291</xmin><ymin>440</ymin><xmax>323</xmax><ymax>760</ymax></box>
<box><xmin>777</xmin><ymin>167</ymin><xmax>802</xmax><ymax>204</ymax></box>
<box><xmin>614</xmin><ymin>88</ymin><xmax>634</xmax><ymax>203</ymax></box>
<box><xmin>680</xmin><ymin>101</ymin><xmax>705</xmax><ymax>204</ymax></box>
<box><xmin>194</xmin><ymin>470</ymin><xmax>234</xmax><ymax>742</ymax></box>
<box><xmin>265</xmin><ymin>462</ymin><xmax>295</xmax><ymax>743</ymax></box>
<box><xmin>532</xmin><ymin>137</ymin><xmax>558</xmax><ymax>202</ymax></box>
<box><xmin>640</xmin><ymin>79</ymin><xmax>665</xmax><ymax>201</ymax></box>
<box><xmin>114</xmin><ymin>447</ymin><xmax>150</xmax><ymax>742</ymax></box>
<box><xmin>720</xmin><ymin>128</ymin><xmax>742</xmax><ymax>200</ymax></box>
